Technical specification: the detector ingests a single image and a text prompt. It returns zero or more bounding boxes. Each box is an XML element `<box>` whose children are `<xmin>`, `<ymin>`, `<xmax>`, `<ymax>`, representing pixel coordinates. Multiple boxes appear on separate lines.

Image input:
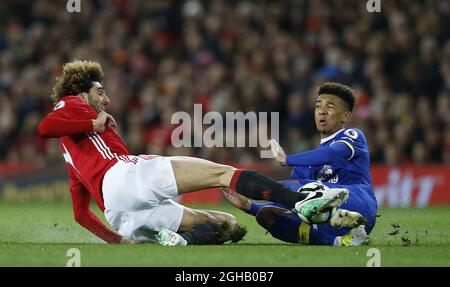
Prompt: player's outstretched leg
<box><xmin>222</xmin><ymin>189</ymin><xmax>369</xmax><ymax>246</ymax></box>
<box><xmin>255</xmin><ymin>206</ymin><xmax>304</xmax><ymax>243</ymax></box>
<box><xmin>160</xmin><ymin>206</ymin><xmax>246</xmax><ymax>246</ymax></box>
<box><xmin>253</xmin><ymin>206</ymin><xmax>368</xmax><ymax>246</ymax></box>
<box><xmin>169</xmin><ymin>156</ymin><xmax>237</xmax><ymax>193</ymax></box>
<box><xmin>156</xmin><ymin>221</ymin><xmax>247</xmax><ymax>246</ymax></box>
<box><xmin>155</xmin><ymin>207</ymin><xmax>246</xmax><ymax>246</ymax></box>
<box><xmin>169</xmin><ymin>157</ymin><xmax>310</xmax><ymax>208</ymax></box>
<box><xmin>156</xmin><ymin>223</ymin><xmax>220</xmax><ymax>246</ymax></box>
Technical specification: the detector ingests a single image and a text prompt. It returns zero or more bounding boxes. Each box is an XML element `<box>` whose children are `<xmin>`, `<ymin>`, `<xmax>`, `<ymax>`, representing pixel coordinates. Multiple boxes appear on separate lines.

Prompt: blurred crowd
<box><xmin>1</xmin><ymin>0</ymin><xmax>450</xmax><ymax>167</ymax></box>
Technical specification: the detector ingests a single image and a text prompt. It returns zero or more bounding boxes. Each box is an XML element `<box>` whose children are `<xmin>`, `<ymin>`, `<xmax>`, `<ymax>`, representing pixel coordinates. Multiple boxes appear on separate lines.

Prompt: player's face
<box><xmin>314</xmin><ymin>94</ymin><xmax>351</xmax><ymax>137</ymax></box>
<box><xmin>85</xmin><ymin>81</ymin><xmax>110</xmax><ymax>112</ymax></box>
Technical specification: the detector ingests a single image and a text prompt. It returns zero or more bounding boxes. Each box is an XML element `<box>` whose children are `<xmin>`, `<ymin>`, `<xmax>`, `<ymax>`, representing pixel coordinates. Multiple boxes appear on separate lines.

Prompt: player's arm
<box><xmin>285</xmin><ymin>142</ymin><xmax>352</xmax><ymax>166</ymax></box>
<box><xmin>38</xmin><ymin>106</ymin><xmax>116</xmax><ymax>138</ymax></box>
<box><xmin>270</xmin><ymin>139</ymin><xmax>352</xmax><ymax>166</ymax></box>
<box><xmin>68</xmin><ymin>169</ymin><xmax>126</xmax><ymax>244</ymax></box>
<box><xmin>222</xmin><ymin>188</ymin><xmax>287</xmax><ymax>216</ymax></box>
<box><xmin>289</xmin><ymin>165</ymin><xmax>312</xmax><ymax>181</ymax></box>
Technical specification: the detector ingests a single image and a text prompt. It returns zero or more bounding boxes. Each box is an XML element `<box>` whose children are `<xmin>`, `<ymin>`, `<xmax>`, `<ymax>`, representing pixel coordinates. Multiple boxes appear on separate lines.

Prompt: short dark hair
<box><xmin>317</xmin><ymin>82</ymin><xmax>355</xmax><ymax>111</ymax></box>
<box><xmin>51</xmin><ymin>60</ymin><xmax>104</xmax><ymax>102</ymax></box>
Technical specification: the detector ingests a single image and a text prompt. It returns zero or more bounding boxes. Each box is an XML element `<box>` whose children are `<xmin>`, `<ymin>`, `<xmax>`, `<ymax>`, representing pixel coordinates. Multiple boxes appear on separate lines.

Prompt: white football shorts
<box><xmin>102</xmin><ymin>155</ymin><xmax>184</xmax><ymax>241</ymax></box>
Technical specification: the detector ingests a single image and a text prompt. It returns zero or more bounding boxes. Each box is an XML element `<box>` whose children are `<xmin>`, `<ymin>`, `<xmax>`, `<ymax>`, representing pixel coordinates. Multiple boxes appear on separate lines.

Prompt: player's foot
<box><xmin>155</xmin><ymin>228</ymin><xmax>188</xmax><ymax>246</ymax></box>
<box><xmin>298</xmin><ymin>181</ymin><xmax>328</xmax><ymax>193</ymax></box>
<box><xmin>335</xmin><ymin>225</ymin><xmax>369</xmax><ymax>246</ymax></box>
<box><xmin>329</xmin><ymin>208</ymin><xmax>366</xmax><ymax>229</ymax></box>
<box><xmin>294</xmin><ymin>188</ymin><xmax>349</xmax><ymax>223</ymax></box>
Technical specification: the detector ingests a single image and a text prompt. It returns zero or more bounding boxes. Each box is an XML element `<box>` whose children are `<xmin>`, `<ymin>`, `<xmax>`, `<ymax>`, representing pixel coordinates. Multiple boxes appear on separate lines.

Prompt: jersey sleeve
<box><xmin>38</xmin><ymin>100</ymin><xmax>94</xmax><ymax>138</ymax></box>
<box><xmin>290</xmin><ymin>166</ymin><xmax>314</xmax><ymax>180</ymax></box>
<box><xmin>331</xmin><ymin>128</ymin><xmax>366</xmax><ymax>160</ymax></box>
<box><xmin>285</xmin><ymin>143</ymin><xmax>352</xmax><ymax>166</ymax></box>
<box><xmin>68</xmin><ymin>168</ymin><xmax>122</xmax><ymax>244</ymax></box>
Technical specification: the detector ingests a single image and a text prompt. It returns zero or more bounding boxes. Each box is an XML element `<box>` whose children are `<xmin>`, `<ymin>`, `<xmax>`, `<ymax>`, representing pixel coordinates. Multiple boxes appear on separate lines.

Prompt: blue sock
<box><xmin>248</xmin><ymin>201</ymin><xmax>288</xmax><ymax>216</ymax></box>
<box><xmin>248</xmin><ymin>202</ymin><xmax>340</xmax><ymax>246</ymax></box>
<box><xmin>308</xmin><ymin>225</ymin><xmax>339</xmax><ymax>246</ymax></box>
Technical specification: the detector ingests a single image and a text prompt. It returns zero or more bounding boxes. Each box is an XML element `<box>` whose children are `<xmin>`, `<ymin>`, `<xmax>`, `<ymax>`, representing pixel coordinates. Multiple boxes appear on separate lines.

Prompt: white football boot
<box><xmin>155</xmin><ymin>228</ymin><xmax>188</xmax><ymax>246</ymax></box>
<box><xmin>334</xmin><ymin>225</ymin><xmax>369</xmax><ymax>246</ymax></box>
<box><xmin>294</xmin><ymin>188</ymin><xmax>349</xmax><ymax>223</ymax></box>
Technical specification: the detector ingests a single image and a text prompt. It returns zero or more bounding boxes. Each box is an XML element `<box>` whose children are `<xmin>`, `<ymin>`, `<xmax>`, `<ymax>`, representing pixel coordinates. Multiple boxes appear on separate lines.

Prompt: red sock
<box><xmin>229</xmin><ymin>169</ymin><xmax>245</xmax><ymax>191</ymax></box>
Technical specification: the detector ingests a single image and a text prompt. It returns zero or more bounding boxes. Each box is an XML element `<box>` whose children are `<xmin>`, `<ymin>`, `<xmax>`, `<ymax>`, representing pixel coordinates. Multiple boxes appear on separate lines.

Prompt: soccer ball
<box><xmin>297</xmin><ymin>181</ymin><xmax>331</xmax><ymax>224</ymax></box>
<box><xmin>309</xmin><ymin>209</ymin><xmax>332</xmax><ymax>224</ymax></box>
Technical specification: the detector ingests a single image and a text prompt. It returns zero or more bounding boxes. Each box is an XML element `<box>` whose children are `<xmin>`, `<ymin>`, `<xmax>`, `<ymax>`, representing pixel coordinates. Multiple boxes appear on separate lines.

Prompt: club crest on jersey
<box><xmin>344</xmin><ymin>129</ymin><xmax>358</xmax><ymax>140</ymax></box>
<box><xmin>317</xmin><ymin>165</ymin><xmax>338</xmax><ymax>183</ymax></box>
<box><xmin>54</xmin><ymin>100</ymin><xmax>66</xmax><ymax>110</ymax></box>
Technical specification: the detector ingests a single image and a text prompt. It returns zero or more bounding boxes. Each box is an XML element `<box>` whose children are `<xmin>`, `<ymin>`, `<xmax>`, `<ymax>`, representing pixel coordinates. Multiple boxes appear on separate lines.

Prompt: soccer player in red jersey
<box><xmin>39</xmin><ymin>60</ymin><xmax>342</xmax><ymax>246</ymax></box>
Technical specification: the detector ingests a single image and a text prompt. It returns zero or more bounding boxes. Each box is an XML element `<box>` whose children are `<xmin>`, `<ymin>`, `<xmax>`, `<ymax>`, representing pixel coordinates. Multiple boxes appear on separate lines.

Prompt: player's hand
<box><xmin>222</xmin><ymin>188</ymin><xmax>251</xmax><ymax>212</ymax></box>
<box><xmin>270</xmin><ymin>139</ymin><xmax>286</xmax><ymax>166</ymax></box>
<box><xmin>120</xmin><ymin>237</ymin><xmax>139</xmax><ymax>244</ymax></box>
<box><xmin>92</xmin><ymin>112</ymin><xmax>108</xmax><ymax>133</ymax></box>
<box><xmin>106</xmin><ymin>113</ymin><xmax>117</xmax><ymax>129</ymax></box>
<box><xmin>93</xmin><ymin>112</ymin><xmax>117</xmax><ymax>133</ymax></box>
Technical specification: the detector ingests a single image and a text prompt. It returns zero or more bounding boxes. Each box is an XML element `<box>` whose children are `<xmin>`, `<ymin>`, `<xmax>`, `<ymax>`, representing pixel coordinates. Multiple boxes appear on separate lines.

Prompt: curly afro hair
<box><xmin>51</xmin><ymin>60</ymin><xmax>104</xmax><ymax>102</ymax></box>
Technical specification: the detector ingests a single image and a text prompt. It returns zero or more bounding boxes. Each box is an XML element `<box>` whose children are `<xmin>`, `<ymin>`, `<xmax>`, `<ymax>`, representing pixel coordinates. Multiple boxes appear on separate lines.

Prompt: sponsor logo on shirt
<box><xmin>344</xmin><ymin>129</ymin><xmax>358</xmax><ymax>140</ymax></box>
<box><xmin>317</xmin><ymin>165</ymin><xmax>338</xmax><ymax>183</ymax></box>
<box><xmin>54</xmin><ymin>100</ymin><xmax>66</xmax><ymax>110</ymax></box>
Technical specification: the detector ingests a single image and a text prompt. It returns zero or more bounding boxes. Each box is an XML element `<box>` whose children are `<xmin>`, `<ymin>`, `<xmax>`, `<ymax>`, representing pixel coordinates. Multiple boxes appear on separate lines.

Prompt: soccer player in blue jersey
<box><xmin>224</xmin><ymin>82</ymin><xmax>378</xmax><ymax>246</ymax></box>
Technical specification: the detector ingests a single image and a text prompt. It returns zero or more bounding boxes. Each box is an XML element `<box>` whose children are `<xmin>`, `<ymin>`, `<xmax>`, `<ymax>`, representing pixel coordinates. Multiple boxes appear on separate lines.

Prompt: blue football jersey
<box><xmin>290</xmin><ymin>128</ymin><xmax>373</xmax><ymax>189</ymax></box>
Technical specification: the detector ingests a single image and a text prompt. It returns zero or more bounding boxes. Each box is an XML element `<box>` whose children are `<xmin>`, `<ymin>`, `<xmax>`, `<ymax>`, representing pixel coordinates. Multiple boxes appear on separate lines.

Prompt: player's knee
<box><xmin>256</xmin><ymin>207</ymin><xmax>281</xmax><ymax>230</ymax></box>
<box><xmin>180</xmin><ymin>209</ymin><xmax>208</xmax><ymax>231</ymax></box>
<box><xmin>211</xmin><ymin>164</ymin><xmax>237</xmax><ymax>186</ymax></box>
<box><xmin>194</xmin><ymin>210</ymin><xmax>216</xmax><ymax>226</ymax></box>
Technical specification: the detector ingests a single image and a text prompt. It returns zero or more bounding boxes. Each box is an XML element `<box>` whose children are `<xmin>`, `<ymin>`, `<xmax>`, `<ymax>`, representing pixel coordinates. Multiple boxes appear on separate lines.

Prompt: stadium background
<box><xmin>1</xmin><ymin>0</ymin><xmax>449</xmax><ymax>206</ymax></box>
<box><xmin>0</xmin><ymin>0</ymin><xmax>450</xmax><ymax>267</ymax></box>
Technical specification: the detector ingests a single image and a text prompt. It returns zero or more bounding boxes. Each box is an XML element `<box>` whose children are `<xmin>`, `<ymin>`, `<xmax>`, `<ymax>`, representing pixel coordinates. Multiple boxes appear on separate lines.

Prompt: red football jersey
<box><xmin>39</xmin><ymin>95</ymin><xmax>134</xmax><ymax>243</ymax></box>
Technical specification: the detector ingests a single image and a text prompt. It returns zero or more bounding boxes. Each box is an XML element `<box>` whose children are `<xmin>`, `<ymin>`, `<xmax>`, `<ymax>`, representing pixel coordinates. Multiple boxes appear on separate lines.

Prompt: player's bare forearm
<box><xmin>222</xmin><ymin>188</ymin><xmax>252</xmax><ymax>212</ymax></box>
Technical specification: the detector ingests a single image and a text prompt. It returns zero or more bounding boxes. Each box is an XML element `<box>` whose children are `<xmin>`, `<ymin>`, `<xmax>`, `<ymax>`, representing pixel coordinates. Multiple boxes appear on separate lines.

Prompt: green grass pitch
<box><xmin>0</xmin><ymin>201</ymin><xmax>449</xmax><ymax>266</ymax></box>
